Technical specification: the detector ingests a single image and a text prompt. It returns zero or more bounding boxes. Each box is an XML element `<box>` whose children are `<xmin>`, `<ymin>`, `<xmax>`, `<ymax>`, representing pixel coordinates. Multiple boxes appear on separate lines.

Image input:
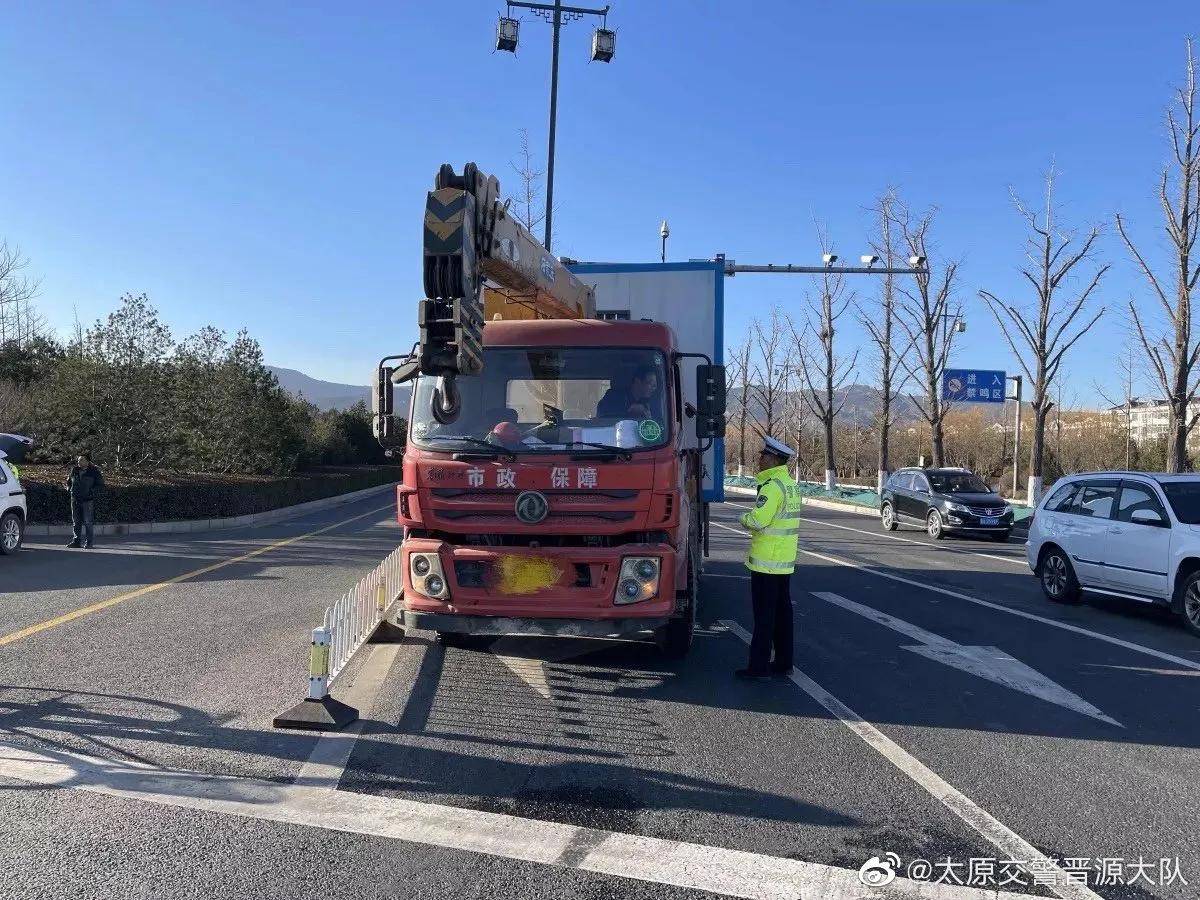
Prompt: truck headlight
<box><xmin>616</xmin><ymin>557</ymin><xmax>659</xmax><ymax>604</ymax></box>
<box><xmin>410</xmin><ymin>552</ymin><xmax>449</xmax><ymax>599</ymax></box>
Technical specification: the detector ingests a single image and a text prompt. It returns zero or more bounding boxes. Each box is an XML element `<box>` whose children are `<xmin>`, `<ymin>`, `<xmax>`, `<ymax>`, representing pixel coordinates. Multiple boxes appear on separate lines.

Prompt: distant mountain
<box><xmin>269</xmin><ymin>366</ymin><xmax>413</xmax><ymax>414</ymax></box>
<box><xmin>730</xmin><ymin>382</ymin><xmax>922</xmax><ymax>427</ymax></box>
<box><xmin>269</xmin><ymin>366</ymin><xmax>369</xmax><ymax>411</ymax></box>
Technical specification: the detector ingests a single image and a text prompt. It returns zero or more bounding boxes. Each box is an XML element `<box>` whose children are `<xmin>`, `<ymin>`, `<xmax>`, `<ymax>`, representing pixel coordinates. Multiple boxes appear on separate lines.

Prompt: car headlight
<box><xmin>409</xmin><ymin>552</ymin><xmax>449</xmax><ymax>599</ymax></box>
<box><xmin>616</xmin><ymin>556</ymin><xmax>660</xmax><ymax>604</ymax></box>
<box><xmin>947</xmin><ymin>501</ymin><xmax>970</xmax><ymax>513</ymax></box>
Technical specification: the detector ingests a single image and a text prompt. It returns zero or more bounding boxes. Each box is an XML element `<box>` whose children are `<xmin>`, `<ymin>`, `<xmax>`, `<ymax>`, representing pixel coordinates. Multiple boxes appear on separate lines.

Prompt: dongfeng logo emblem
<box><xmin>515</xmin><ymin>490</ymin><xmax>549</xmax><ymax>524</ymax></box>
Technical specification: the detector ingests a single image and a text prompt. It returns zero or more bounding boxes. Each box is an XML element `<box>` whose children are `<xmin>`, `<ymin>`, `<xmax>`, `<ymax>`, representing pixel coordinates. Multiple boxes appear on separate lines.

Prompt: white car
<box><xmin>0</xmin><ymin>450</ymin><xmax>27</xmax><ymax>554</ymax></box>
<box><xmin>1027</xmin><ymin>471</ymin><xmax>1200</xmax><ymax>636</ymax></box>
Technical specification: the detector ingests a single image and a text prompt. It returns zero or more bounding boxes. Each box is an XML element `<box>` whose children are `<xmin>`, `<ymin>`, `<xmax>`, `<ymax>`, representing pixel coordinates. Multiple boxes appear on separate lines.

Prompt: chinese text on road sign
<box><xmin>942</xmin><ymin>369</ymin><xmax>1006</xmax><ymax>403</ymax></box>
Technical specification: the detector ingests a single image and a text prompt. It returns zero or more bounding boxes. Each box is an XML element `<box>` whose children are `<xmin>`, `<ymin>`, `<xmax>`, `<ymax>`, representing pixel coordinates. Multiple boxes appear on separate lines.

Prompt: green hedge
<box><xmin>23</xmin><ymin>465</ymin><xmax>401</xmax><ymax>525</ymax></box>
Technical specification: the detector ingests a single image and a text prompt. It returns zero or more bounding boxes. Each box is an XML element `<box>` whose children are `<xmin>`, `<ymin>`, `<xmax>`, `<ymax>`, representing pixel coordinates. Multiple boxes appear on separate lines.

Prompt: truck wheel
<box><xmin>659</xmin><ymin>552</ymin><xmax>698</xmax><ymax>659</ymax></box>
<box><xmin>0</xmin><ymin>512</ymin><xmax>23</xmax><ymax>555</ymax></box>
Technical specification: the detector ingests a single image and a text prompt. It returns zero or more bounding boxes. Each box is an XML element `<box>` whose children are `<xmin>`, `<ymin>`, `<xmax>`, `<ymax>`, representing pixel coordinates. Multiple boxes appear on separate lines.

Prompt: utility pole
<box><xmin>660</xmin><ymin>220</ymin><xmax>670</xmax><ymax>263</ymax></box>
<box><xmin>1010</xmin><ymin>375</ymin><xmax>1023</xmax><ymax>499</ymax></box>
<box><xmin>496</xmin><ymin>1</ymin><xmax>614</xmax><ymax>252</ymax></box>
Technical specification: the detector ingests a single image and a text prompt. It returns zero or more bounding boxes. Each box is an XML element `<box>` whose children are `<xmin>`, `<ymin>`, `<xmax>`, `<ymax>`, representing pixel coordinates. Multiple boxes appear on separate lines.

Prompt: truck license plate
<box><xmin>981</xmin><ymin>516</ymin><xmax>999</xmax><ymax>526</ymax></box>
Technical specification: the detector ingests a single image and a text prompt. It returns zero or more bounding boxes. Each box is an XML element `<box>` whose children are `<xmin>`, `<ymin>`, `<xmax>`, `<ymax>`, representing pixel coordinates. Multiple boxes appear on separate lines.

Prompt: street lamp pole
<box><xmin>544</xmin><ymin>0</ymin><xmax>562</xmax><ymax>251</ymax></box>
<box><xmin>502</xmin><ymin>1</ymin><xmax>613</xmax><ymax>252</ymax></box>
<box><xmin>660</xmin><ymin>220</ymin><xmax>670</xmax><ymax>263</ymax></box>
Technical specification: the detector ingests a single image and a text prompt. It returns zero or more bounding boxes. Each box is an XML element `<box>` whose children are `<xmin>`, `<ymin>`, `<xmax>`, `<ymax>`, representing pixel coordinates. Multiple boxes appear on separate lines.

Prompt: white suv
<box><xmin>0</xmin><ymin>451</ymin><xmax>27</xmax><ymax>554</ymax></box>
<box><xmin>1027</xmin><ymin>472</ymin><xmax>1200</xmax><ymax>636</ymax></box>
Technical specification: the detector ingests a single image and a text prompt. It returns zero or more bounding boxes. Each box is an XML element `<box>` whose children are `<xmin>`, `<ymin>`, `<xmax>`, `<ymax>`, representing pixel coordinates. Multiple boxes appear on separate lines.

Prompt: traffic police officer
<box><xmin>737</xmin><ymin>437</ymin><xmax>803</xmax><ymax>679</ymax></box>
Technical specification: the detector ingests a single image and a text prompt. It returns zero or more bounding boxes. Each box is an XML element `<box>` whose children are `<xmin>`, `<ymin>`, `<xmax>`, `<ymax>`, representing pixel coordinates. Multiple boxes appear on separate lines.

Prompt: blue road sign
<box><xmin>942</xmin><ymin>368</ymin><xmax>1006</xmax><ymax>403</ymax></box>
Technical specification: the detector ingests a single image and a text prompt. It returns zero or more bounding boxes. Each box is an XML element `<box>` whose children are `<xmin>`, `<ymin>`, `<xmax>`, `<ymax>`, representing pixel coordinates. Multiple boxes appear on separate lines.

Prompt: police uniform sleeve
<box><xmin>740</xmin><ymin>481</ymin><xmax>782</xmax><ymax>532</ymax></box>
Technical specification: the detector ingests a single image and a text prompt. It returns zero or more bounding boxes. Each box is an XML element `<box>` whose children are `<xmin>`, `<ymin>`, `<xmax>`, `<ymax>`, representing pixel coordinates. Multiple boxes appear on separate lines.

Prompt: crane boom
<box><xmin>420</xmin><ymin>163</ymin><xmax>594</xmax><ymax>381</ymax></box>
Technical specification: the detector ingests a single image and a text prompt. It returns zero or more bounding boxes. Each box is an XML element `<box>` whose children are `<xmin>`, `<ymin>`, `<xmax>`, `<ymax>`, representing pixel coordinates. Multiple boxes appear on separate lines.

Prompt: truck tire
<box><xmin>659</xmin><ymin>550</ymin><xmax>698</xmax><ymax>659</ymax></box>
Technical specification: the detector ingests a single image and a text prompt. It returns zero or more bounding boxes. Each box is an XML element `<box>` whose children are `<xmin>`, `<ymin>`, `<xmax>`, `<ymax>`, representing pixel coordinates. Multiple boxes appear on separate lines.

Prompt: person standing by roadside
<box><xmin>736</xmin><ymin>437</ymin><xmax>803</xmax><ymax>679</ymax></box>
<box><xmin>66</xmin><ymin>453</ymin><xmax>104</xmax><ymax>549</ymax></box>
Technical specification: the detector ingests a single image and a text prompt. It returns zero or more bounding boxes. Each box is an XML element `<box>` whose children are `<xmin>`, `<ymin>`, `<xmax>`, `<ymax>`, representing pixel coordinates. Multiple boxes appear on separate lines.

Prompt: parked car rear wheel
<box><xmin>0</xmin><ymin>511</ymin><xmax>22</xmax><ymax>554</ymax></box>
<box><xmin>926</xmin><ymin>510</ymin><xmax>944</xmax><ymax>540</ymax></box>
<box><xmin>1178</xmin><ymin>572</ymin><xmax>1200</xmax><ymax>638</ymax></box>
<box><xmin>880</xmin><ymin>502</ymin><xmax>898</xmax><ymax>532</ymax></box>
<box><xmin>1039</xmin><ymin>547</ymin><xmax>1080</xmax><ymax>604</ymax></box>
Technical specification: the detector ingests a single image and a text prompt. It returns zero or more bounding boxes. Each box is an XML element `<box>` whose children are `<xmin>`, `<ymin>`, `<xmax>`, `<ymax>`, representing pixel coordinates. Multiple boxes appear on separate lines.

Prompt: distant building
<box><xmin>1108</xmin><ymin>397</ymin><xmax>1200</xmax><ymax>448</ymax></box>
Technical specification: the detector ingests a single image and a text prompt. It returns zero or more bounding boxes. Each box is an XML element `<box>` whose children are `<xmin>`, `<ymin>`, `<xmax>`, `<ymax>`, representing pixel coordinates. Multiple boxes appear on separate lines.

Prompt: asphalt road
<box><xmin>3</xmin><ymin>493</ymin><xmax>1199</xmax><ymax>899</ymax></box>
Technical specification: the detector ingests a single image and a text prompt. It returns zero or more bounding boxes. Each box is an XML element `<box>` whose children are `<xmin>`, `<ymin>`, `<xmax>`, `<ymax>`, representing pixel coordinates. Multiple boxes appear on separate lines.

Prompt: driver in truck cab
<box><xmin>596</xmin><ymin>364</ymin><xmax>664</xmax><ymax>421</ymax></box>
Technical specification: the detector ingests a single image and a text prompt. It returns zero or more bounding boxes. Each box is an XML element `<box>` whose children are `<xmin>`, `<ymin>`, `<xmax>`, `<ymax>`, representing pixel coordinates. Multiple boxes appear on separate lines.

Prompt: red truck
<box><xmin>374</xmin><ymin>164</ymin><xmax>726</xmax><ymax>657</ymax></box>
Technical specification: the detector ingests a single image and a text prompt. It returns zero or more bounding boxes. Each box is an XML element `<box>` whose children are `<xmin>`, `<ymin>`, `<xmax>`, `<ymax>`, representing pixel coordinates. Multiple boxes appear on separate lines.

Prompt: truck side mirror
<box><xmin>373</xmin><ymin>365</ymin><xmax>394</xmax><ymax>417</ymax></box>
<box><xmin>695</xmin><ymin>364</ymin><xmax>726</xmax><ymax>439</ymax></box>
<box><xmin>372</xmin><ymin>364</ymin><xmax>409</xmax><ymax>450</ymax></box>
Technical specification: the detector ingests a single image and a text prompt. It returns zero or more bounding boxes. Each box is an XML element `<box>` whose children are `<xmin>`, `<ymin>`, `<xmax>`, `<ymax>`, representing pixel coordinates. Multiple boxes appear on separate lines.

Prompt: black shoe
<box><xmin>735</xmin><ymin>668</ymin><xmax>771</xmax><ymax>681</ymax></box>
<box><xmin>66</xmin><ymin>540</ymin><xmax>81</xmax><ymax>548</ymax></box>
<box><xmin>83</xmin><ymin>543</ymin><xmax>94</xmax><ymax>550</ymax></box>
<box><xmin>770</xmin><ymin>663</ymin><xmax>793</xmax><ymax>677</ymax></box>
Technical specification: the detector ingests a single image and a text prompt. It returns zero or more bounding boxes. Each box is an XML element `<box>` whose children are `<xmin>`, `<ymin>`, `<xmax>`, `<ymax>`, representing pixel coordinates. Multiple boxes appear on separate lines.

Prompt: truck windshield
<box><xmin>411</xmin><ymin>347</ymin><xmax>671</xmax><ymax>454</ymax></box>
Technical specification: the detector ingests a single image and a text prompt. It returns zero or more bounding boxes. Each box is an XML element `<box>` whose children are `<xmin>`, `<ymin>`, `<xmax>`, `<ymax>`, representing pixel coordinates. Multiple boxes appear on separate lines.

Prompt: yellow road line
<box><xmin>0</xmin><ymin>503</ymin><xmax>396</xmax><ymax>648</ymax></box>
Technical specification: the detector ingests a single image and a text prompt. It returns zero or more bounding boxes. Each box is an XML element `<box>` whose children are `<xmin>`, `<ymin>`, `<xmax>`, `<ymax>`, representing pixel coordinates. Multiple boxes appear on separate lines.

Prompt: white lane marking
<box><xmin>724</xmin><ymin>499</ymin><xmax>1027</xmax><ymax>563</ymax></box>
<box><xmin>0</xmin><ymin>740</ymin><xmax>1036</xmax><ymax>900</ymax></box>
<box><xmin>709</xmin><ymin>520</ymin><xmax>1200</xmax><ymax>674</ymax></box>
<box><xmin>812</xmin><ymin>592</ymin><xmax>1121</xmax><ymax>727</ymax></box>
<box><xmin>717</xmin><ymin>620</ymin><xmax>1102</xmax><ymax>900</ymax></box>
<box><xmin>296</xmin><ymin>642</ymin><xmax>404</xmax><ymax>789</ymax></box>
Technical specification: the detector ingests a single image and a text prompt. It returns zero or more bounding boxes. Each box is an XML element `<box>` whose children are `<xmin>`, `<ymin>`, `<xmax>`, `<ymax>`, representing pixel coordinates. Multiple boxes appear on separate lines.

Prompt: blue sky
<box><xmin>0</xmin><ymin>1</ymin><xmax>1193</xmax><ymax>405</ymax></box>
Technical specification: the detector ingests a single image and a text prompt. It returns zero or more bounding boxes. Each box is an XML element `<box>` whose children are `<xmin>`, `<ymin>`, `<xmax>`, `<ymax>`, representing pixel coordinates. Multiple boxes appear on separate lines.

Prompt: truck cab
<box><xmin>396</xmin><ymin>318</ymin><xmax>708</xmax><ymax>656</ymax></box>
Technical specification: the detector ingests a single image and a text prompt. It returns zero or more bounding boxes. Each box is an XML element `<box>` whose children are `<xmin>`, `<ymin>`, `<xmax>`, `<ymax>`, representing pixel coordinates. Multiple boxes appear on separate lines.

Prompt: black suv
<box><xmin>880</xmin><ymin>467</ymin><xmax>1014</xmax><ymax>541</ymax></box>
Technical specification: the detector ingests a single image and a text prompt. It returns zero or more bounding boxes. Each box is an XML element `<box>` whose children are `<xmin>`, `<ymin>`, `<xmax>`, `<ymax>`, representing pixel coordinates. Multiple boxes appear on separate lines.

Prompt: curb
<box><xmin>25</xmin><ymin>481</ymin><xmax>399</xmax><ymax>538</ymax></box>
<box><xmin>725</xmin><ymin>484</ymin><xmax>879</xmax><ymax>518</ymax></box>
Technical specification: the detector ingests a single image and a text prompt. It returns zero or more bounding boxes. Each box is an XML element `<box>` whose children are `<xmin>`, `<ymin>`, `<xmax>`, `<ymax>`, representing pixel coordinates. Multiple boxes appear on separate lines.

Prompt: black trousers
<box><xmin>748</xmin><ymin>571</ymin><xmax>794</xmax><ymax>673</ymax></box>
<box><xmin>71</xmin><ymin>500</ymin><xmax>95</xmax><ymax>546</ymax></box>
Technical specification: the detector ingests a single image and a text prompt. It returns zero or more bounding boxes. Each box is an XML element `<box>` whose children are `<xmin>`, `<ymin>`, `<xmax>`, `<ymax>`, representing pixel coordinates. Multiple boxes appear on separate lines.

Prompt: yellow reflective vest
<box><xmin>739</xmin><ymin>464</ymin><xmax>803</xmax><ymax>574</ymax></box>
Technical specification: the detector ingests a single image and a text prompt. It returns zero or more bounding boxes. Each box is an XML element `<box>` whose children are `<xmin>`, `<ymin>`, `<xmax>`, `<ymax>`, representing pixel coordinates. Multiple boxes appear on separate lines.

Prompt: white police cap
<box><xmin>762</xmin><ymin>436</ymin><xmax>796</xmax><ymax>459</ymax></box>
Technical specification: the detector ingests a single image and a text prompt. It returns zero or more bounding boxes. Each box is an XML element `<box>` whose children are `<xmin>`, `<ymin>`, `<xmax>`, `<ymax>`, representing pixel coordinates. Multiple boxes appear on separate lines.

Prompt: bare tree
<box><xmin>509</xmin><ymin>129</ymin><xmax>546</xmax><ymax>234</ymax></box>
<box><xmin>792</xmin><ymin>244</ymin><xmax>859</xmax><ymax>490</ymax></box>
<box><xmin>979</xmin><ymin>169</ymin><xmax>1107</xmax><ymax>502</ymax></box>
<box><xmin>749</xmin><ymin>308</ymin><xmax>789</xmax><ymax>441</ymax></box>
<box><xmin>859</xmin><ymin>190</ymin><xmax>913</xmax><ymax>490</ymax></box>
<box><xmin>0</xmin><ymin>241</ymin><xmax>43</xmax><ymax>346</ymax></box>
<box><xmin>891</xmin><ymin>203</ymin><xmax>962</xmax><ymax>466</ymax></box>
<box><xmin>1095</xmin><ymin>322</ymin><xmax>1142</xmax><ymax>470</ymax></box>
<box><xmin>1117</xmin><ymin>40</ymin><xmax>1200</xmax><ymax>472</ymax></box>
<box><xmin>725</xmin><ymin>333</ymin><xmax>753</xmax><ymax>475</ymax></box>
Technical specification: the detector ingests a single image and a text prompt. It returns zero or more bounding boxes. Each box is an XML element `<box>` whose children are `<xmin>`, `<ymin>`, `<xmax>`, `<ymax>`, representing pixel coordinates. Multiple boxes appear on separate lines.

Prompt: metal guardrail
<box><xmin>316</xmin><ymin>545</ymin><xmax>404</xmax><ymax>693</ymax></box>
<box><xmin>275</xmin><ymin>546</ymin><xmax>405</xmax><ymax>731</ymax></box>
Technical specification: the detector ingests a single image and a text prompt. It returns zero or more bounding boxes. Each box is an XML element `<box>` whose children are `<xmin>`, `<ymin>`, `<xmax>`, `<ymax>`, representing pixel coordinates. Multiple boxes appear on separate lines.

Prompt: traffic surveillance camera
<box><xmin>860</xmin><ymin>255</ymin><xmax>878</xmax><ymax>267</ymax></box>
<box><xmin>822</xmin><ymin>253</ymin><xmax>838</xmax><ymax>265</ymax></box>
<box><xmin>908</xmin><ymin>255</ymin><xmax>926</xmax><ymax>268</ymax></box>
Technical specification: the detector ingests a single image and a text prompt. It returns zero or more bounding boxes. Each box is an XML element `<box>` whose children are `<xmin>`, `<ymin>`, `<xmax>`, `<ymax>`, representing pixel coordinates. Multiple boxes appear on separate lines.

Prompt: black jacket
<box><xmin>596</xmin><ymin>387</ymin><xmax>663</xmax><ymax>420</ymax></box>
<box><xmin>67</xmin><ymin>464</ymin><xmax>105</xmax><ymax>502</ymax></box>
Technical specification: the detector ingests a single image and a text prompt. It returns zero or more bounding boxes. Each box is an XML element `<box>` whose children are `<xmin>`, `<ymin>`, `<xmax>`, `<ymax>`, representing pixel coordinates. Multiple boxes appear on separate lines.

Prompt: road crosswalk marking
<box><xmin>0</xmin><ymin>738</ymin><xmax>1041</xmax><ymax>900</ymax></box>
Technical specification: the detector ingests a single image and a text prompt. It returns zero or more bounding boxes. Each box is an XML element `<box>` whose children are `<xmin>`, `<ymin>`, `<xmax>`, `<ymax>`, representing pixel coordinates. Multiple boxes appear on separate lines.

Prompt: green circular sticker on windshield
<box><xmin>637</xmin><ymin>419</ymin><xmax>662</xmax><ymax>442</ymax></box>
